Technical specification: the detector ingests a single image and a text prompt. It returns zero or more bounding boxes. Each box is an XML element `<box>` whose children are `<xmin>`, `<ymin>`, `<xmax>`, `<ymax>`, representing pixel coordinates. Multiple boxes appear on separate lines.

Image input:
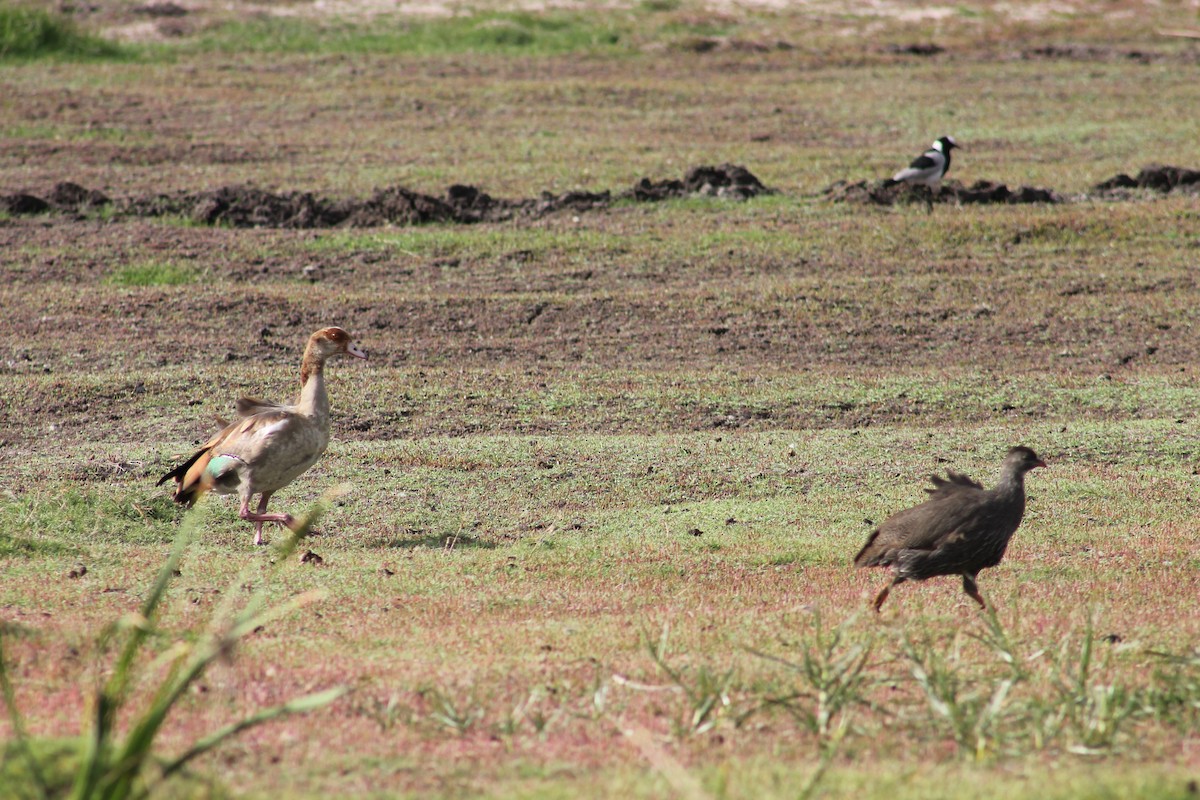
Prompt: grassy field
<box><xmin>2</xmin><ymin>1</ymin><xmax>1200</xmax><ymax>798</ymax></box>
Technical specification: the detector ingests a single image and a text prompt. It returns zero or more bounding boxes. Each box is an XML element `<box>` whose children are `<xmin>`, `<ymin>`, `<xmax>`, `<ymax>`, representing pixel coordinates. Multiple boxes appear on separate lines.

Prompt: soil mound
<box><xmin>6</xmin><ymin>164</ymin><xmax>770</xmax><ymax>229</ymax></box>
<box><xmin>2</xmin><ymin>182</ymin><xmax>110</xmax><ymax>216</ymax></box>
<box><xmin>823</xmin><ymin>178</ymin><xmax>1061</xmax><ymax>206</ymax></box>
<box><xmin>950</xmin><ymin>180</ymin><xmax>1061</xmax><ymax>204</ymax></box>
<box><xmin>1020</xmin><ymin>44</ymin><xmax>1163</xmax><ymax>64</ymax></box>
<box><xmin>340</xmin><ymin>185</ymin><xmax>475</xmax><ymax>226</ymax></box>
<box><xmin>630</xmin><ymin>163</ymin><xmax>769</xmax><ymax>201</ymax></box>
<box><xmin>1093</xmin><ymin>164</ymin><xmax>1200</xmax><ymax>196</ymax></box>
<box><xmin>120</xmin><ymin>185</ymin><xmax>340</xmax><ymax>227</ymax></box>
<box><xmin>883</xmin><ymin>43</ymin><xmax>944</xmax><ymax>56</ymax></box>
<box><xmin>1</xmin><ymin>193</ymin><xmax>51</xmax><ymax>215</ymax></box>
<box><xmin>47</xmin><ymin>182</ymin><xmax>111</xmax><ymax>211</ymax></box>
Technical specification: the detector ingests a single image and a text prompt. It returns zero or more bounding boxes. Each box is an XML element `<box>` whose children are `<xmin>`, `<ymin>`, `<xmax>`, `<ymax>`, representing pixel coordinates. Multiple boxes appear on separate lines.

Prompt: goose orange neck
<box><xmin>295</xmin><ymin>338</ymin><xmax>331</xmax><ymax>424</ymax></box>
<box><xmin>299</xmin><ymin>343</ymin><xmax>324</xmax><ymax>388</ymax></box>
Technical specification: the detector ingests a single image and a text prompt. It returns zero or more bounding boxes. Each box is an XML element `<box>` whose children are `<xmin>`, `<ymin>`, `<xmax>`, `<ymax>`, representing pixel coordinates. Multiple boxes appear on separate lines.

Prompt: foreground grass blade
<box><xmin>0</xmin><ymin>623</ymin><xmax>51</xmax><ymax>800</ymax></box>
<box><xmin>70</xmin><ymin>503</ymin><xmax>204</xmax><ymax>800</ymax></box>
<box><xmin>154</xmin><ymin>686</ymin><xmax>349</xmax><ymax>786</ymax></box>
<box><xmin>0</xmin><ymin>488</ymin><xmax>354</xmax><ymax>800</ymax></box>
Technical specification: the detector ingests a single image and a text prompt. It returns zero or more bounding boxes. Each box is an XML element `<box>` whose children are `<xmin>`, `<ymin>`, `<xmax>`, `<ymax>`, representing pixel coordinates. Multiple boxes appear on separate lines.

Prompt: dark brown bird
<box><xmin>854</xmin><ymin>446</ymin><xmax>1046</xmax><ymax>611</ymax></box>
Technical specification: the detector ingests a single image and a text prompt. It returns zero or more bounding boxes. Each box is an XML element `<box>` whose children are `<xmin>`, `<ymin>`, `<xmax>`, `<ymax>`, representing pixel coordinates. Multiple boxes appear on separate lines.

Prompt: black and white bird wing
<box><xmin>892</xmin><ymin>150</ymin><xmax>946</xmax><ymax>184</ymax></box>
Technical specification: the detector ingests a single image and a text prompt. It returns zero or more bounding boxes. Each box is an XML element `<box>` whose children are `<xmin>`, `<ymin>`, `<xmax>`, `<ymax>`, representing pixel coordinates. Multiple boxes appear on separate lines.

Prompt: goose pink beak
<box><xmin>348</xmin><ymin>342</ymin><xmax>367</xmax><ymax>359</ymax></box>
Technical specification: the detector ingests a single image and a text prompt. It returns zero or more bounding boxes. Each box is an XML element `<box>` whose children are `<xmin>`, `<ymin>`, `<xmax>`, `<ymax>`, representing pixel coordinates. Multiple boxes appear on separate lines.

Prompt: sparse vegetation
<box><xmin>190</xmin><ymin>11</ymin><xmax>631</xmax><ymax>56</ymax></box>
<box><xmin>750</xmin><ymin>609</ymin><xmax>874</xmax><ymax>747</ymax></box>
<box><xmin>4</xmin><ymin>1</ymin><xmax>1200</xmax><ymax>797</ymax></box>
<box><xmin>0</xmin><ymin>7</ymin><xmax>123</xmax><ymax>60</ymax></box>
<box><xmin>0</xmin><ymin>497</ymin><xmax>347</xmax><ymax>799</ymax></box>
<box><xmin>105</xmin><ymin>262</ymin><xmax>197</xmax><ymax>287</ymax></box>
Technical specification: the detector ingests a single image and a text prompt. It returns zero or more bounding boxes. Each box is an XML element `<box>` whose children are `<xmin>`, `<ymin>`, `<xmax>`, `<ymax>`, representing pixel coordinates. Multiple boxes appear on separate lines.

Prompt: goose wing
<box><xmin>158</xmin><ymin>409</ymin><xmax>312</xmax><ymax>505</ymax></box>
<box><xmin>236</xmin><ymin>397</ymin><xmax>292</xmax><ymax>417</ymax></box>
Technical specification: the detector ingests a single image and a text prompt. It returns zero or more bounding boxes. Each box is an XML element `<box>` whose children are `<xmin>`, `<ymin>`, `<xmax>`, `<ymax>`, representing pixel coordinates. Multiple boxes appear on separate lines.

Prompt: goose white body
<box><xmin>158</xmin><ymin>327</ymin><xmax>366</xmax><ymax>544</ymax></box>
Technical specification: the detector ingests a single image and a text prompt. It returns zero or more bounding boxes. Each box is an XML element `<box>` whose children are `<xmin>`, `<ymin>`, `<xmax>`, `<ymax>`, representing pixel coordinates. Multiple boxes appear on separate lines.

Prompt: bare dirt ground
<box><xmin>4</xmin><ymin>193</ymin><xmax>1198</xmax><ymax>446</ymax></box>
<box><xmin>4</xmin><ymin>5</ymin><xmax>1200</xmax><ymax>797</ymax></box>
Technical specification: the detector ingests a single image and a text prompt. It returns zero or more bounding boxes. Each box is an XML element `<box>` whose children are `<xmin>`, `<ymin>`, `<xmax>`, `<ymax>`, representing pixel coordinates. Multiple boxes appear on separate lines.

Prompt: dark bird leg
<box><xmin>962</xmin><ymin>573</ymin><xmax>987</xmax><ymax>609</ymax></box>
<box><xmin>872</xmin><ymin>575</ymin><xmax>906</xmax><ymax>612</ymax></box>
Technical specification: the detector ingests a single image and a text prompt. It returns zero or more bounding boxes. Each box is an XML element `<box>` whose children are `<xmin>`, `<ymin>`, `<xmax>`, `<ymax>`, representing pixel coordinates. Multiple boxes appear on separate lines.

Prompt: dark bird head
<box><xmin>1005</xmin><ymin>446</ymin><xmax>1047</xmax><ymax>474</ymax></box>
<box><xmin>935</xmin><ymin>136</ymin><xmax>960</xmax><ymax>153</ymax></box>
<box><xmin>934</xmin><ymin>136</ymin><xmax>959</xmax><ymax>153</ymax></box>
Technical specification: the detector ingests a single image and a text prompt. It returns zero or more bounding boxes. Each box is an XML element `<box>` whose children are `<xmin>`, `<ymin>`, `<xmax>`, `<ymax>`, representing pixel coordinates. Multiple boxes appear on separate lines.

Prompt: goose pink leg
<box><xmin>239</xmin><ymin>492</ymin><xmax>296</xmax><ymax>546</ymax></box>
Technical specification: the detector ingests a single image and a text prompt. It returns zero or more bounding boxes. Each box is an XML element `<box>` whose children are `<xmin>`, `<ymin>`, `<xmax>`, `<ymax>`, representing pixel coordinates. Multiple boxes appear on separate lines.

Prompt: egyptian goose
<box><xmin>157</xmin><ymin>327</ymin><xmax>367</xmax><ymax>544</ymax></box>
<box><xmin>853</xmin><ymin>446</ymin><xmax>1046</xmax><ymax>611</ymax></box>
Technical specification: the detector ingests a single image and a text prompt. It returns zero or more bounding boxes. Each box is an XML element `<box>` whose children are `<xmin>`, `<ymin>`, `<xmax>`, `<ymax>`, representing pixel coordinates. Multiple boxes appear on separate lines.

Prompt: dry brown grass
<box><xmin>3</xmin><ymin>2</ymin><xmax>1200</xmax><ymax>797</ymax></box>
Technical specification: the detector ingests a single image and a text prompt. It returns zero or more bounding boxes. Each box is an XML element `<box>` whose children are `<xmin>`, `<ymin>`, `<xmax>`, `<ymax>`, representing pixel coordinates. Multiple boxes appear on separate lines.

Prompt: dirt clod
<box><xmin>1</xmin><ymin>194</ymin><xmax>51</xmax><ymax>215</ymax></box>
<box><xmin>1020</xmin><ymin>44</ymin><xmax>1170</xmax><ymax>64</ymax></box>
<box><xmin>7</xmin><ymin>164</ymin><xmax>771</xmax><ymax>229</ymax></box>
<box><xmin>823</xmin><ymin>178</ymin><xmax>1062</xmax><ymax>206</ymax></box>
<box><xmin>681</xmin><ymin>163</ymin><xmax>770</xmax><ymax>199</ymax></box>
<box><xmin>132</xmin><ymin>2</ymin><xmax>188</xmax><ymax>16</ymax></box>
<box><xmin>48</xmin><ymin>182</ymin><xmax>110</xmax><ymax>211</ymax></box>
<box><xmin>630</xmin><ymin>164</ymin><xmax>769</xmax><ymax>202</ymax></box>
<box><xmin>884</xmin><ymin>43</ymin><xmax>944</xmax><ymax>56</ymax></box>
<box><xmin>1093</xmin><ymin>164</ymin><xmax>1200</xmax><ymax>197</ymax></box>
<box><xmin>299</xmin><ymin>550</ymin><xmax>324</xmax><ymax>565</ymax></box>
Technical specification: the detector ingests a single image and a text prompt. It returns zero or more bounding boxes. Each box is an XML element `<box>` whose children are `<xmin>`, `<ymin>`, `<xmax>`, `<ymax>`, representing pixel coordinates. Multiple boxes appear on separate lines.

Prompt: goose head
<box><xmin>312</xmin><ymin>326</ymin><xmax>368</xmax><ymax>361</ymax></box>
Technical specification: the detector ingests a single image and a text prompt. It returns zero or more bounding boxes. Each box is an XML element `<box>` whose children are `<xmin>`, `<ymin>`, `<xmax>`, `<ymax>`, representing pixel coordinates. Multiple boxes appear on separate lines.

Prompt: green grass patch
<box><xmin>0</xmin><ymin>529</ymin><xmax>73</xmax><ymax>559</ymax></box>
<box><xmin>105</xmin><ymin>261</ymin><xmax>198</xmax><ymax>287</ymax></box>
<box><xmin>190</xmin><ymin>11</ymin><xmax>629</xmax><ymax>57</ymax></box>
<box><xmin>0</xmin><ymin>7</ymin><xmax>125</xmax><ymax>61</ymax></box>
<box><xmin>0</xmin><ymin>488</ymin><xmax>177</xmax><ymax>550</ymax></box>
<box><xmin>181</xmin><ymin>6</ymin><xmax>757</xmax><ymax>57</ymax></box>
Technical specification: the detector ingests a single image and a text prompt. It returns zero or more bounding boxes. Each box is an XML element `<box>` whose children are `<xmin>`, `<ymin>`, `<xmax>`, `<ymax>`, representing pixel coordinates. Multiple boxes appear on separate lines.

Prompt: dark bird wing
<box><xmin>891</xmin><ymin>149</ymin><xmax>947</xmax><ymax>184</ymax></box>
<box><xmin>925</xmin><ymin>470</ymin><xmax>984</xmax><ymax>497</ymax></box>
<box><xmin>854</xmin><ymin>472</ymin><xmax>990</xmax><ymax>566</ymax></box>
<box><xmin>907</xmin><ymin>153</ymin><xmax>939</xmax><ymax>170</ymax></box>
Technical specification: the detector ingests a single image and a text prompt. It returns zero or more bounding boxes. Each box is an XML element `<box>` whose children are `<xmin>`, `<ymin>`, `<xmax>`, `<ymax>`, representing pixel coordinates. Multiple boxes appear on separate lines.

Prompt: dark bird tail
<box><xmin>853</xmin><ymin>528</ymin><xmax>884</xmax><ymax>567</ymax></box>
<box><xmin>157</xmin><ymin>449</ymin><xmax>212</xmax><ymax>507</ymax></box>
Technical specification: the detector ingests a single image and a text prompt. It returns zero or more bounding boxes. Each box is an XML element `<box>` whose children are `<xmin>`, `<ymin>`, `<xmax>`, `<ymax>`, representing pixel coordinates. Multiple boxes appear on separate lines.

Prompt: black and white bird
<box><xmin>889</xmin><ymin>136</ymin><xmax>960</xmax><ymax>208</ymax></box>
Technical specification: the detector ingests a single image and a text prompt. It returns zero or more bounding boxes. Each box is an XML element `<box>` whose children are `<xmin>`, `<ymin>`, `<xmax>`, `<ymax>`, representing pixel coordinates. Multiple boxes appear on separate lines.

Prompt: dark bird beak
<box><xmin>1034</xmin><ymin>459</ymin><xmax>1047</xmax><ymax>469</ymax></box>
